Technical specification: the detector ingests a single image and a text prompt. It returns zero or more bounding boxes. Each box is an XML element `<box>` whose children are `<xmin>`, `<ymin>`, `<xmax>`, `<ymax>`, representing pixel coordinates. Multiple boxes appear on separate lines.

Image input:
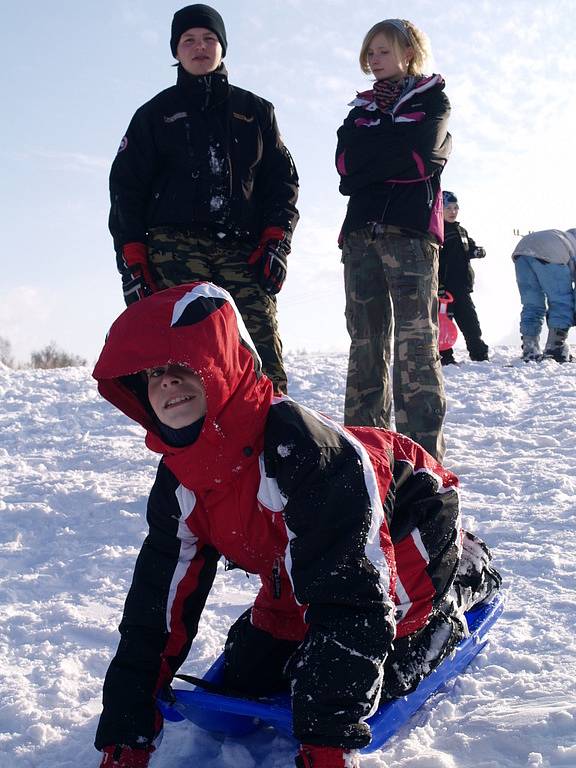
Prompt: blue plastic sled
<box><xmin>158</xmin><ymin>594</ymin><xmax>504</xmax><ymax>753</ymax></box>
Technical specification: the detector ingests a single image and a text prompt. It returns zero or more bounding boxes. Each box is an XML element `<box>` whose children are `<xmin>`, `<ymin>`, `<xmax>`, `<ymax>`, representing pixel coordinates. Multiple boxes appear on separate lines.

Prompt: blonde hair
<box><xmin>359</xmin><ymin>19</ymin><xmax>431</xmax><ymax>77</ymax></box>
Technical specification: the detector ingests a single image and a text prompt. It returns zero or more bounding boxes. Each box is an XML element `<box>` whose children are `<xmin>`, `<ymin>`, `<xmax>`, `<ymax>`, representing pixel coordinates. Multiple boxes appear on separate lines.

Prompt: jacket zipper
<box><xmin>272</xmin><ymin>557</ymin><xmax>282</xmax><ymax>599</ymax></box>
<box><xmin>425</xmin><ymin>178</ymin><xmax>434</xmax><ymax>209</ymax></box>
<box><xmin>203</xmin><ymin>75</ymin><xmax>212</xmax><ymax>111</ymax></box>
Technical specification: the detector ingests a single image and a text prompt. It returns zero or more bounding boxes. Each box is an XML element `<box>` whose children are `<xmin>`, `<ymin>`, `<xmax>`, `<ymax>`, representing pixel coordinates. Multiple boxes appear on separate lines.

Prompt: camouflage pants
<box><xmin>342</xmin><ymin>227</ymin><xmax>446</xmax><ymax>461</ymax></box>
<box><xmin>147</xmin><ymin>226</ymin><xmax>287</xmax><ymax>393</ymax></box>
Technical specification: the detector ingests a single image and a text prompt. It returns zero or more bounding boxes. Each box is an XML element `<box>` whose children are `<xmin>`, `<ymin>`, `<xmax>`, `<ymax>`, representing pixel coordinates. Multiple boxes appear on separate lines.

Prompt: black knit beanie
<box><xmin>170</xmin><ymin>4</ymin><xmax>227</xmax><ymax>57</ymax></box>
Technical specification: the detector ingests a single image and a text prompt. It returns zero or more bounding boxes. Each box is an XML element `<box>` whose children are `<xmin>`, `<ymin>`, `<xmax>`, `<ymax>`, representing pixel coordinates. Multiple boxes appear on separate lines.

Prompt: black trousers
<box><xmin>448</xmin><ymin>289</ymin><xmax>487</xmax><ymax>356</ymax></box>
<box><xmin>222</xmin><ymin>609</ymin><xmax>298</xmax><ymax>696</ymax></box>
<box><xmin>221</xmin><ymin>531</ymin><xmax>502</xmax><ymax>742</ymax></box>
<box><xmin>221</xmin><ymin>607</ymin><xmax>463</xmax><ymax>742</ymax></box>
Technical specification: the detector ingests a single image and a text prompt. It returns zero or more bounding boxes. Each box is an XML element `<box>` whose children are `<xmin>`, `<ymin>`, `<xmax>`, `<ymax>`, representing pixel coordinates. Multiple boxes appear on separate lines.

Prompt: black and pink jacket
<box><xmin>93</xmin><ymin>282</ymin><xmax>462</xmax><ymax>751</ymax></box>
<box><xmin>336</xmin><ymin>74</ymin><xmax>452</xmax><ymax>243</ymax></box>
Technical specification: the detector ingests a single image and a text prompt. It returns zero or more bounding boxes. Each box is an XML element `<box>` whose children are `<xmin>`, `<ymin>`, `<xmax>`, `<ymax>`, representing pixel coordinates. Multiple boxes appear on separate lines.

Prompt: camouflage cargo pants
<box><xmin>342</xmin><ymin>227</ymin><xmax>446</xmax><ymax>461</ymax></box>
<box><xmin>147</xmin><ymin>226</ymin><xmax>287</xmax><ymax>393</ymax></box>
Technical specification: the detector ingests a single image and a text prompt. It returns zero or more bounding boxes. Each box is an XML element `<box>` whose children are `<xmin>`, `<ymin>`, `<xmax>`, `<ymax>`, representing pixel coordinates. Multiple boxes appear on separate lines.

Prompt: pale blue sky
<box><xmin>2</xmin><ymin>0</ymin><xmax>575</xmax><ymax>362</ymax></box>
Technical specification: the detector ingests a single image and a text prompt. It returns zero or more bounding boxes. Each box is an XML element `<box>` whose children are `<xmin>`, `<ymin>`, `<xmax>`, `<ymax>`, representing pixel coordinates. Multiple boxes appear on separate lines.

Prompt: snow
<box><xmin>1</xmin><ymin>348</ymin><xmax>575</xmax><ymax>768</ymax></box>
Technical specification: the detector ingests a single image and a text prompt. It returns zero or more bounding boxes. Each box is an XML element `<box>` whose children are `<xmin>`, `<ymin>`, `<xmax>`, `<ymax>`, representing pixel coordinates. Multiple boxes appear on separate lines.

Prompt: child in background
<box><xmin>439</xmin><ymin>191</ymin><xmax>489</xmax><ymax>364</ymax></box>
<box><xmin>92</xmin><ymin>283</ymin><xmax>501</xmax><ymax>768</ymax></box>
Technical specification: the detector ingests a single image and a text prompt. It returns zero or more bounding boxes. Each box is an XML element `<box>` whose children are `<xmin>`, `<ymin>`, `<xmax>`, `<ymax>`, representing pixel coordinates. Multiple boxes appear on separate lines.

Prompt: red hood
<box><xmin>93</xmin><ymin>283</ymin><xmax>274</xmax><ymax>490</ymax></box>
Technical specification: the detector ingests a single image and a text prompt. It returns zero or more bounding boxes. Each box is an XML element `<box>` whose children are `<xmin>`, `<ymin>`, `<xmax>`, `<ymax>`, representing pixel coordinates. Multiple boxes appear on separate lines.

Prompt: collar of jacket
<box><xmin>349</xmin><ymin>73</ymin><xmax>445</xmax><ymax>111</ymax></box>
<box><xmin>176</xmin><ymin>62</ymin><xmax>230</xmax><ymax>109</ymax></box>
<box><xmin>563</xmin><ymin>229</ymin><xmax>576</xmax><ymax>255</ymax></box>
<box><xmin>149</xmin><ymin>411</ymin><xmax>266</xmax><ymax>493</ymax></box>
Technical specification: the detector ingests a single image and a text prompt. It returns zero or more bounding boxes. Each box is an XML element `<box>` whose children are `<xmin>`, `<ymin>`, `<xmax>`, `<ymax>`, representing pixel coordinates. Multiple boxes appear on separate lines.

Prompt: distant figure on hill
<box><xmin>512</xmin><ymin>229</ymin><xmax>576</xmax><ymax>362</ymax></box>
<box><xmin>335</xmin><ymin>18</ymin><xmax>451</xmax><ymax>462</ymax></box>
<box><xmin>439</xmin><ymin>191</ymin><xmax>489</xmax><ymax>365</ymax></box>
<box><xmin>108</xmin><ymin>4</ymin><xmax>299</xmax><ymax>393</ymax></box>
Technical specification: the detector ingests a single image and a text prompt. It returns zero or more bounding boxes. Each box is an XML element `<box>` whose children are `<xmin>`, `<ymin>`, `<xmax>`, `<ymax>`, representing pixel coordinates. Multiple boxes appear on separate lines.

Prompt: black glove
<box><xmin>117</xmin><ymin>243</ymin><xmax>156</xmax><ymax>306</ymax></box>
<box><xmin>472</xmin><ymin>246</ymin><xmax>486</xmax><ymax>259</ymax></box>
<box><xmin>249</xmin><ymin>227</ymin><xmax>290</xmax><ymax>295</ymax></box>
<box><xmin>260</xmin><ymin>239</ymin><xmax>289</xmax><ymax>294</ymax></box>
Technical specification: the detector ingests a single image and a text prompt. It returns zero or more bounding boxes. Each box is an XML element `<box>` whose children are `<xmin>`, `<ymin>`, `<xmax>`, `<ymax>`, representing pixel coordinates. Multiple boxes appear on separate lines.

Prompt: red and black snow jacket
<box><xmin>336</xmin><ymin>74</ymin><xmax>451</xmax><ymax>243</ymax></box>
<box><xmin>92</xmin><ymin>282</ymin><xmax>461</xmax><ymax>750</ymax></box>
<box><xmin>109</xmin><ymin>65</ymin><xmax>299</xmax><ymax>252</ymax></box>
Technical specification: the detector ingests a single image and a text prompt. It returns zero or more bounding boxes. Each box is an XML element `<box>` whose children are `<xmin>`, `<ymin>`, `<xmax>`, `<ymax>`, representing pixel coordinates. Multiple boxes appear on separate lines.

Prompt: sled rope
<box><xmin>173</xmin><ymin>672</ymin><xmax>271</xmax><ymax>701</ymax></box>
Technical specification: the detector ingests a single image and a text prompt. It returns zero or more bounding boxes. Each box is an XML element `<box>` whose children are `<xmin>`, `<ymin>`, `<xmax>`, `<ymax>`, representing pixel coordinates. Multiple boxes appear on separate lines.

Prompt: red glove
<box><xmin>99</xmin><ymin>744</ymin><xmax>155</xmax><ymax>767</ymax></box>
<box><xmin>118</xmin><ymin>242</ymin><xmax>157</xmax><ymax>305</ymax></box>
<box><xmin>295</xmin><ymin>745</ymin><xmax>360</xmax><ymax>768</ymax></box>
<box><xmin>248</xmin><ymin>226</ymin><xmax>289</xmax><ymax>295</ymax></box>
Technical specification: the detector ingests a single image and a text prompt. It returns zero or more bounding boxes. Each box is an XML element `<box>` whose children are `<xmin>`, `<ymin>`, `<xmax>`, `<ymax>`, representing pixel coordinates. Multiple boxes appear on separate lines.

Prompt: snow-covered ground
<box><xmin>1</xmin><ymin>348</ymin><xmax>575</xmax><ymax>768</ymax></box>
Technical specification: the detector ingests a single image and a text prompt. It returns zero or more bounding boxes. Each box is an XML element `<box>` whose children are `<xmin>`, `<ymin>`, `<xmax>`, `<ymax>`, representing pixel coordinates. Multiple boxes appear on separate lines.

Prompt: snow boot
<box><xmin>448</xmin><ymin>531</ymin><xmax>502</xmax><ymax>612</ymax></box>
<box><xmin>296</xmin><ymin>745</ymin><xmax>360</xmax><ymax>768</ymax></box>
<box><xmin>468</xmin><ymin>340</ymin><xmax>489</xmax><ymax>361</ymax></box>
<box><xmin>543</xmin><ymin>327</ymin><xmax>571</xmax><ymax>363</ymax></box>
<box><xmin>521</xmin><ymin>335</ymin><xmax>542</xmax><ymax>362</ymax></box>
<box><xmin>99</xmin><ymin>744</ymin><xmax>154</xmax><ymax>767</ymax></box>
<box><xmin>380</xmin><ymin>610</ymin><xmax>466</xmax><ymax>699</ymax></box>
<box><xmin>440</xmin><ymin>348</ymin><xmax>458</xmax><ymax>366</ymax></box>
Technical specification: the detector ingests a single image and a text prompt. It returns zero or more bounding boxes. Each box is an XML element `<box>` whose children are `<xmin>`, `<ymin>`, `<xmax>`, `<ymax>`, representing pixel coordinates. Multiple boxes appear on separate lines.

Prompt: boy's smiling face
<box><xmin>146</xmin><ymin>364</ymin><xmax>207</xmax><ymax>429</ymax></box>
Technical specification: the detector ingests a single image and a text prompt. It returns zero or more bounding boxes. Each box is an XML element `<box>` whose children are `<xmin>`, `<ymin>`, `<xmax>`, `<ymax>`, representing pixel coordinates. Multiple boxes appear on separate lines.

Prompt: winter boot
<box><xmin>99</xmin><ymin>745</ymin><xmax>155</xmax><ymax>767</ymax></box>
<box><xmin>543</xmin><ymin>328</ymin><xmax>571</xmax><ymax>363</ymax></box>
<box><xmin>431</xmin><ymin>530</ymin><xmax>501</xmax><ymax>654</ymax></box>
<box><xmin>521</xmin><ymin>335</ymin><xmax>542</xmax><ymax>362</ymax></box>
<box><xmin>296</xmin><ymin>745</ymin><xmax>360</xmax><ymax>768</ymax></box>
<box><xmin>380</xmin><ymin>610</ymin><xmax>466</xmax><ymax>700</ymax></box>
<box><xmin>468</xmin><ymin>340</ymin><xmax>489</xmax><ymax>361</ymax></box>
<box><xmin>449</xmin><ymin>531</ymin><xmax>502</xmax><ymax>612</ymax></box>
<box><xmin>440</xmin><ymin>348</ymin><xmax>458</xmax><ymax>366</ymax></box>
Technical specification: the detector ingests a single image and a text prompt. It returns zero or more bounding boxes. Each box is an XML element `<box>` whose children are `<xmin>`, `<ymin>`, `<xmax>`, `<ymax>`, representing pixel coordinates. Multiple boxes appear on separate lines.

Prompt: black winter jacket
<box><xmin>439</xmin><ymin>221</ymin><xmax>483</xmax><ymax>294</ymax></box>
<box><xmin>109</xmin><ymin>65</ymin><xmax>299</xmax><ymax>251</ymax></box>
<box><xmin>336</xmin><ymin>75</ymin><xmax>451</xmax><ymax>242</ymax></box>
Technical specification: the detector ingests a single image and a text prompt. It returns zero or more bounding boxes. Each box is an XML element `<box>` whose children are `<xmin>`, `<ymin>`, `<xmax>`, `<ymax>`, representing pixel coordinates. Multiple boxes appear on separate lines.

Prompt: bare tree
<box><xmin>0</xmin><ymin>336</ymin><xmax>14</xmax><ymax>367</ymax></box>
<box><xmin>29</xmin><ymin>342</ymin><xmax>87</xmax><ymax>369</ymax></box>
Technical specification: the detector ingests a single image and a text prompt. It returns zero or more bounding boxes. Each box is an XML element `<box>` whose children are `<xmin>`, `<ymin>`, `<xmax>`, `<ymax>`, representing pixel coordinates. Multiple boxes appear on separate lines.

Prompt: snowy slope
<box><xmin>1</xmin><ymin>349</ymin><xmax>575</xmax><ymax>768</ymax></box>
